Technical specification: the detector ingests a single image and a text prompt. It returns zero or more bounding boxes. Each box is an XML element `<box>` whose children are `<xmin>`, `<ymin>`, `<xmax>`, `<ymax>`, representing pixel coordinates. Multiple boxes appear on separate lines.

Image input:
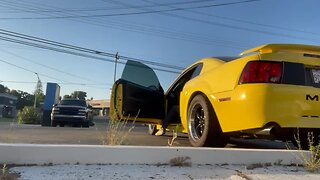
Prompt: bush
<box><xmin>17</xmin><ymin>106</ymin><xmax>41</xmax><ymax>124</ymax></box>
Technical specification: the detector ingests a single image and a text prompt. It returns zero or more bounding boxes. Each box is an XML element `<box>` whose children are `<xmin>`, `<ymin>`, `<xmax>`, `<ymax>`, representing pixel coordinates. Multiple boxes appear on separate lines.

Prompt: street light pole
<box><xmin>34</xmin><ymin>73</ymin><xmax>40</xmax><ymax>108</ymax></box>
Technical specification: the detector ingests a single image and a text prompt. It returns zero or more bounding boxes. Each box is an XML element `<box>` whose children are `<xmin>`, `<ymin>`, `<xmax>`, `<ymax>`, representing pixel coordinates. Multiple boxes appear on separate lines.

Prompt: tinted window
<box><xmin>121</xmin><ymin>60</ymin><xmax>161</xmax><ymax>90</ymax></box>
<box><xmin>167</xmin><ymin>63</ymin><xmax>203</xmax><ymax>96</ymax></box>
<box><xmin>60</xmin><ymin>100</ymin><xmax>86</xmax><ymax>107</ymax></box>
<box><xmin>190</xmin><ymin>63</ymin><xmax>203</xmax><ymax>79</ymax></box>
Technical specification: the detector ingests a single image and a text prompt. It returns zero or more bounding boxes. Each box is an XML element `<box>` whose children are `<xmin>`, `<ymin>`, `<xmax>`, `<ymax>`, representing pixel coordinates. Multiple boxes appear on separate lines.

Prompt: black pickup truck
<box><xmin>50</xmin><ymin>99</ymin><xmax>93</xmax><ymax>128</ymax></box>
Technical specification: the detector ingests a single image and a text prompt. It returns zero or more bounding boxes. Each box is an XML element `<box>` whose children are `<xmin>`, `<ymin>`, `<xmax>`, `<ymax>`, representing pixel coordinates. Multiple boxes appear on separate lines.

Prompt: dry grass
<box><xmin>167</xmin><ymin>125</ymin><xmax>181</xmax><ymax>147</ymax></box>
<box><xmin>97</xmin><ymin>112</ymin><xmax>138</xmax><ymax>145</ymax></box>
<box><xmin>167</xmin><ymin>130</ymin><xmax>178</xmax><ymax>147</ymax></box>
<box><xmin>235</xmin><ymin>170</ymin><xmax>252</xmax><ymax>180</ymax></box>
<box><xmin>0</xmin><ymin>164</ymin><xmax>19</xmax><ymax>180</ymax></box>
<box><xmin>288</xmin><ymin>130</ymin><xmax>320</xmax><ymax>172</ymax></box>
<box><xmin>169</xmin><ymin>156</ymin><xmax>191</xmax><ymax>167</ymax></box>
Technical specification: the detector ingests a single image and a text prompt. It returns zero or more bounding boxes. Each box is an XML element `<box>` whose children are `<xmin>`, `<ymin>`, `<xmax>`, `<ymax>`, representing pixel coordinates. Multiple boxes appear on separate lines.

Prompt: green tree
<box><xmin>70</xmin><ymin>91</ymin><xmax>87</xmax><ymax>100</ymax></box>
<box><xmin>63</xmin><ymin>94</ymin><xmax>72</xmax><ymax>99</ymax></box>
<box><xmin>0</xmin><ymin>85</ymin><xmax>36</xmax><ymax>110</ymax></box>
<box><xmin>0</xmin><ymin>84</ymin><xmax>10</xmax><ymax>93</ymax></box>
<box><xmin>10</xmin><ymin>90</ymin><xmax>34</xmax><ymax>110</ymax></box>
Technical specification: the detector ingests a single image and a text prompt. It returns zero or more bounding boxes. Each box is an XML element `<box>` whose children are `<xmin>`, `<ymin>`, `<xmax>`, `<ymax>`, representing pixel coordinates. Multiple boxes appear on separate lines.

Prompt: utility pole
<box><xmin>34</xmin><ymin>73</ymin><xmax>40</xmax><ymax>108</ymax></box>
<box><xmin>114</xmin><ymin>52</ymin><xmax>119</xmax><ymax>83</ymax></box>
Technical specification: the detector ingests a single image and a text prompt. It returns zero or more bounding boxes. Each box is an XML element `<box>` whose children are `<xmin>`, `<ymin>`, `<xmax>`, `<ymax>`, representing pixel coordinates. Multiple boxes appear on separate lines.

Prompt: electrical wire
<box><xmin>0</xmin><ymin>0</ymin><xmax>261</xmax><ymax>20</ymax></box>
<box><xmin>136</xmin><ymin>0</ymin><xmax>319</xmax><ymax>42</ymax></box>
<box><xmin>0</xmin><ymin>0</ymin><xmax>253</xmax><ymax>49</ymax></box>
<box><xmin>0</xmin><ymin>57</ymin><xmax>69</xmax><ymax>82</ymax></box>
<box><xmin>0</xmin><ymin>28</ymin><xmax>185</xmax><ymax>71</ymax></box>
<box><xmin>0</xmin><ymin>80</ymin><xmax>112</xmax><ymax>86</ymax></box>
<box><xmin>0</xmin><ymin>49</ymin><xmax>99</xmax><ymax>83</ymax></box>
<box><xmin>0</xmin><ymin>35</ymin><xmax>182</xmax><ymax>74</ymax></box>
<box><xmin>0</xmin><ymin>0</ymin><xmax>221</xmax><ymax>13</ymax></box>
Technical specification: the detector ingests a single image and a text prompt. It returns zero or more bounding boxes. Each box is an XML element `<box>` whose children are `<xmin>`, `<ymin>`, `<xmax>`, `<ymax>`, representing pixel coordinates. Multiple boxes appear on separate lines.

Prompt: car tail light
<box><xmin>239</xmin><ymin>61</ymin><xmax>283</xmax><ymax>84</ymax></box>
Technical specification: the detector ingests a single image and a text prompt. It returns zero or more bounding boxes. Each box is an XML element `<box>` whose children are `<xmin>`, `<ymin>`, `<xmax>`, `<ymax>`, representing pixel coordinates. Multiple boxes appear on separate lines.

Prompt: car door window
<box><xmin>169</xmin><ymin>63</ymin><xmax>203</xmax><ymax>95</ymax></box>
<box><xmin>190</xmin><ymin>63</ymin><xmax>203</xmax><ymax>79</ymax></box>
<box><xmin>167</xmin><ymin>63</ymin><xmax>203</xmax><ymax>106</ymax></box>
<box><xmin>121</xmin><ymin>60</ymin><xmax>162</xmax><ymax>91</ymax></box>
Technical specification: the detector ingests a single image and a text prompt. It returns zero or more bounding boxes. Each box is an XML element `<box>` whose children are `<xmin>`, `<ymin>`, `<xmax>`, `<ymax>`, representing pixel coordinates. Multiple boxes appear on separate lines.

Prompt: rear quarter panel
<box><xmin>180</xmin><ymin>56</ymin><xmax>254</xmax><ymax>132</ymax></box>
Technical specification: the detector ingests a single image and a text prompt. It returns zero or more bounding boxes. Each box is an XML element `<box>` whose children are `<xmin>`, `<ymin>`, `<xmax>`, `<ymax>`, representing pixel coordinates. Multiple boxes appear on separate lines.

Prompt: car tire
<box><xmin>148</xmin><ymin>124</ymin><xmax>158</xmax><ymax>135</ymax></box>
<box><xmin>82</xmin><ymin>122</ymin><xmax>89</xmax><ymax>128</ymax></box>
<box><xmin>51</xmin><ymin>121</ymin><xmax>57</xmax><ymax>127</ymax></box>
<box><xmin>187</xmin><ymin>94</ymin><xmax>227</xmax><ymax>147</ymax></box>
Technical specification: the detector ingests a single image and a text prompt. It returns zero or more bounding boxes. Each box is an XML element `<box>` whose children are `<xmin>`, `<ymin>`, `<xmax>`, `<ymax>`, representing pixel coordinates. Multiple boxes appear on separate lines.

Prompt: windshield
<box><xmin>60</xmin><ymin>99</ymin><xmax>87</xmax><ymax>107</ymax></box>
<box><xmin>121</xmin><ymin>60</ymin><xmax>161</xmax><ymax>90</ymax></box>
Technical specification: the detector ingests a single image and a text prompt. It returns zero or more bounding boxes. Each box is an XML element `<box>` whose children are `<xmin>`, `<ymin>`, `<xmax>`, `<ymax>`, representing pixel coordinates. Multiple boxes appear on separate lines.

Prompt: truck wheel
<box><xmin>82</xmin><ymin>122</ymin><xmax>89</xmax><ymax>128</ymax></box>
<box><xmin>51</xmin><ymin>121</ymin><xmax>57</xmax><ymax>127</ymax></box>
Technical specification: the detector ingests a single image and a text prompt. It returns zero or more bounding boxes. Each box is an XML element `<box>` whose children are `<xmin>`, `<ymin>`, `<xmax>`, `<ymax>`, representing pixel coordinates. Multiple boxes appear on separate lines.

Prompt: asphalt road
<box><xmin>0</xmin><ymin>116</ymin><xmax>295</xmax><ymax>149</ymax></box>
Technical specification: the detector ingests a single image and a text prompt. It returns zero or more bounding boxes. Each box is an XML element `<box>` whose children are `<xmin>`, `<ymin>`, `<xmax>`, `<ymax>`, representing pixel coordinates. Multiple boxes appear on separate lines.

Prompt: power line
<box><xmin>140</xmin><ymin>0</ymin><xmax>320</xmax><ymax>37</ymax></box>
<box><xmin>0</xmin><ymin>49</ymin><xmax>99</xmax><ymax>83</ymax></box>
<box><xmin>189</xmin><ymin>12</ymin><xmax>320</xmax><ymax>37</ymax></box>
<box><xmin>136</xmin><ymin>0</ymin><xmax>319</xmax><ymax>42</ymax></box>
<box><xmin>0</xmin><ymin>0</ymin><xmax>253</xmax><ymax>49</ymax></box>
<box><xmin>0</xmin><ymin>80</ymin><xmax>112</xmax><ymax>86</ymax></box>
<box><xmin>0</xmin><ymin>35</ymin><xmax>182</xmax><ymax>74</ymax></box>
<box><xmin>0</xmin><ymin>0</ymin><xmax>261</xmax><ymax>20</ymax></box>
<box><xmin>3</xmin><ymin>0</ymin><xmax>319</xmax><ymax>45</ymax></box>
<box><xmin>0</xmin><ymin>29</ymin><xmax>183</xmax><ymax>74</ymax></box>
<box><xmin>0</xmin><ymin>28</ymin><xmax>184</xmax><ymax>70</ymax></box>
<box><xmin>0</xmin><ymin>0</ymin><xmax>220</xmax><ymax>13</ymax></box>
<box><xmin>0</xmin><ymin>57</ymin><xmax>69</xmax><ymax>82</ymax></box>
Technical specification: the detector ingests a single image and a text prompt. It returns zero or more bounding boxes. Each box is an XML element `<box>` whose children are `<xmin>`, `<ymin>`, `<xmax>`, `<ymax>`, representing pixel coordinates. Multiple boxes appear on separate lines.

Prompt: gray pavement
<box><xmin>0</xmin><ymin>116</ymin><xmax>294</xmax><ymax>149</ymax></box>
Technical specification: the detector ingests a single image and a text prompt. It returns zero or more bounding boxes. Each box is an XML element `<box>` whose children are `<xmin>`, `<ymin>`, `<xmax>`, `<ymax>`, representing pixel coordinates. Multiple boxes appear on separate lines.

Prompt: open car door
<box><xmin>110</xmin><ymin>60</ymin><xmax>165</xmax><ymax>124</ymax></box>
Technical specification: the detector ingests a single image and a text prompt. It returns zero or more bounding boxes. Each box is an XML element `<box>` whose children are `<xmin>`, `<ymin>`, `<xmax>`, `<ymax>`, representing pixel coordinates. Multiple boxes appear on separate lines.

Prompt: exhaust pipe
<box><xmin>255</xmin><ymin>126</ymin><xmax>278</xmax><ymax>137</ymax></box>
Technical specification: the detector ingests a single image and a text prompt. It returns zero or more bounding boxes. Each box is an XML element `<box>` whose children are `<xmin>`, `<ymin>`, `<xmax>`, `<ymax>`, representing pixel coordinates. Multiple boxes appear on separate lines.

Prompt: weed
<box><xmin>288</xmin><ymin>129</ymin><xmax>320</xmax><ymax>172</ymax></box>
<box><xmin>98</xmin><ymin>111</ymin><xmax>138</xmax><ymax>145</ymax></box>
<box><xmin>2</xmin><ymin>164</ymin><xmax>7</xmax><ymax>176</ymax></box>
<box><xmin>235</xmin><ymin>170</ymin><xmax>252</xmax><ymax>180</ymax></box>
<box><xmin>169</xmin><ymin>156</ymin><xmax>191</xmax><ymax>167</ymax></box>
<box><xmin>0</xmin><ymin>164</ymin><xmax>19</xmax><ymax>180</ymax></box>
<box><xmin>167</xmin><ymin>125</ymin><xmax>180</xmax><ymax>147</ymax></box>
<box><xmin>168</xmin><ymin>130</ymin><xmax>177</xmax><ymax>147</ymax></box>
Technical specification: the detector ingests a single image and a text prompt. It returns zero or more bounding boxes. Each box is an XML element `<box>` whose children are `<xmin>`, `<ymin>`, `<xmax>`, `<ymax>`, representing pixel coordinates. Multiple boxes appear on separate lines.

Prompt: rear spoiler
<box><xmin>240</xmin><ymin>44</ymin><xmax>320</xmax><ymax>56</ymax></box>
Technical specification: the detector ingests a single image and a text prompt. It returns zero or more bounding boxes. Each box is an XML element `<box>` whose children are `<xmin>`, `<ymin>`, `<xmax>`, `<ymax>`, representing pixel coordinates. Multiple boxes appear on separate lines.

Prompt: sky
<box><xmin>0</xmin><ymin>0</ymin><xmax>319</xmax><ymax>100</ymax></box>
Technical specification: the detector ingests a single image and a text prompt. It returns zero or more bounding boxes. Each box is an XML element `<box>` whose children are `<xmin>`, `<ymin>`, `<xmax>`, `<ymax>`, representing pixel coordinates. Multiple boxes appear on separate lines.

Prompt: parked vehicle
<box><xmin>110</xmin><ymin>44</ymin><xmax>320</xmax><ymax>149</ymax></box>
<box><xmin>51</xmin><ymin>99</ymin><xmax>93</xmax><ymax>128</ymax></box>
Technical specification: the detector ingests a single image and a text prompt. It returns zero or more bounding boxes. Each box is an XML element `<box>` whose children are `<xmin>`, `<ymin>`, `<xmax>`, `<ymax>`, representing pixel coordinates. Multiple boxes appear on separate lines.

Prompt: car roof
<box><xmin>240</xmin><ymin>44</ymin><xmax>320</xmax><ymax>56</ymax></box>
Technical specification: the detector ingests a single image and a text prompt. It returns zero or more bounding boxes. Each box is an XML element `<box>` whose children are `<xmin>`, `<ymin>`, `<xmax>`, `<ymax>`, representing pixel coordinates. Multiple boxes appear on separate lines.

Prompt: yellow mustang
<box><xmin>110</xmin><ymin>44</ymin><xmax>320</xmax><ymax>149</ymax></box>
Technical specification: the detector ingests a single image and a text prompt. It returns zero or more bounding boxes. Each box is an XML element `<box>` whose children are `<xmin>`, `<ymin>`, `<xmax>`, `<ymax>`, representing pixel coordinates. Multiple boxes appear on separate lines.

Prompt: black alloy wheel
<box><xmin>187</xmin><ymin>94</ymin><xmax>227</xmax><ymax>147</ymax></box>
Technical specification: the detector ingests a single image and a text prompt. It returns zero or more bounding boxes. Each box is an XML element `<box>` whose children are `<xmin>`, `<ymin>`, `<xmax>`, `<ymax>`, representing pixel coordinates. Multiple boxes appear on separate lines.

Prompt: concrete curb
<box><xmin>0</xmin><ymin>143</ymin><xmax>309</xmax><ymax>165</ymax></box>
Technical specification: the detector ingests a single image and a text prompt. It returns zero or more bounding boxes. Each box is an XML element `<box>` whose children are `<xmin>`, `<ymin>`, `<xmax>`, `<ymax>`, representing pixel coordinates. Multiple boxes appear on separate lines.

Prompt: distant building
<box><xmin>0</xmin><ymin>93</ymin><xmax>17</xmax><ymax>118</ymax></box>
<box><xmin>88</xmin><ymin>99</ymin><xmax>110</xmax><ymax>116</ymax></box>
